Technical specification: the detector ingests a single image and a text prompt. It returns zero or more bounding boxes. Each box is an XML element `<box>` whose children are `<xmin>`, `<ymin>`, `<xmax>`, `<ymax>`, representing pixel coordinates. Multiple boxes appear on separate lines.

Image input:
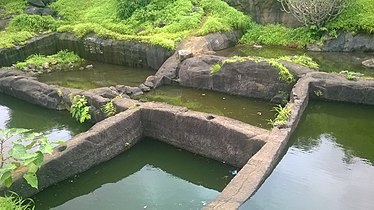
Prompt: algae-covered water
<box><xmin>0</xmin><ymin>93</ymin><xmax>90</xmax><ymax>142</ymax></box>
<box><xmin>217</xmin><ymin>45</ymin><xmax>374</xmax><ymax>77</ymax></box>
<box><xmin>140</xmin><ymin>85</ymin><xmax>275</xmax><ymax>129</ymax></box>
<box><xmin>241</xmin><ymin>101</ymin><xmax>374</xmax><ymax>210</ymax></box>
<box><xmin>38</xmin><ymin>61</ymin><xmax>154</xmax><ymax>89</ymax></box>
<box><xmin>33</xmin><ymin>137</ymin><xmax>234</xmax><ymax>210</ymax></box>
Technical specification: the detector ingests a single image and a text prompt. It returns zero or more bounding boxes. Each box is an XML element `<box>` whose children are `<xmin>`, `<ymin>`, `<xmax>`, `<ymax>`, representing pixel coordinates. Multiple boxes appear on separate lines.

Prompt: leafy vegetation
<box><xmin>0</xmin><ymin>192</ymin><xmax>34</xmax><ymax>210</ymax></box>
<box><xmin>211</xmin><ymin>63</ymin><xmax>222</xmax><ymax>74</ymax></box>
<box><xmin>339</xmin><ymin>70</ymin><xmax>364</xmax><ymax>80</ymax></box>
<box><xmin>327</xmin><ymin>0</ymin><xmax>374</xmax><ymax>33</ymax></box>
<box><xmin>267</xmin><ymin>104</ymin><xmax>291</xmax><ymax>127</ymax></box>
<box><xmin>0</xmin><ymin>128</ymin><xmax>61</xmax><ymax>189</ymax></box>
<box><xmin>279</xmin><ymin>54</ymin><xmax>319</xmax><ymax>69</ymax></box>
<box><xmin>102</xmin><ymin>101</ymin><xmax>116</xmax><ymax>117</ymax></box>
<box><xmin>268</xmin><ymin>59</ymin><xmax>296</xmax><ymax>83</ymax></box>
<box><xmin>15</xmin><ymin>50</ymin><xmax>83</xmax><ymax>70</ymax></box>
<box><xmin>70</xmin><ymin>95</ymin><xmax>91</xmax><ymax>123</ymax></box>
<box><xmin>0</xmin><ymin>14</ymin><xmax>59</xmax><ymax>48</ymax></box>
<box><xmin>0</xmin><ymin>0</ymin><xmax>27</xmax><ymax>18</ymax></box>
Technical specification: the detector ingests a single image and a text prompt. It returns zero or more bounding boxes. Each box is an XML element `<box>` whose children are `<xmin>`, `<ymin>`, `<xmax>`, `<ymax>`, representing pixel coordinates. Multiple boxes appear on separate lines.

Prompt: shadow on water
<box><xmin>241</xmin><ymin>100</ymin><xmax>374</xmax><ymax>210</ymax></box>
<box><xmin>216</xmin><ymin>45</ymin><xmax>374</xmax><ymax>77</ymax></box>
<box><xmin>33</xmin><ymin>138</ymin><xmax>234</xmax><ymax>210</ymax></box>
<box><xmin>38</xmin><ymin>61</ymin><xmax>155</xmax><ymax>89</ymax></box>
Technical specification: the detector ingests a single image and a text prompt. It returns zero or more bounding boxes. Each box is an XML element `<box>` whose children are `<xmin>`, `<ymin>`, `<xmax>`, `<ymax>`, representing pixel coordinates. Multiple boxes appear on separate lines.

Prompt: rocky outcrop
<box><xmin>177</xmin><ymin>55</ymin><xmax>305</xmax><ymax>101</ymax></box>
<box><xmin>322</xmin><ymin>32</ymin><xmax>374</xmax><ymax>52</ymax></box>
<box><xmin>224</xmin><ymin>0</ymin><xmax>301</xmax><ymax>27</ymax></box>
<box><xmin>26</xmin><ymin>0</ymin><xmax>56</xmax><ymax>16</ymax></box>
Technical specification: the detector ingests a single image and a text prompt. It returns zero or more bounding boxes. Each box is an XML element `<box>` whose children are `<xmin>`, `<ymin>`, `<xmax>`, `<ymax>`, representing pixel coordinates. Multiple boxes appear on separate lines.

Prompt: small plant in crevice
<box><xmin>267</xmin><ymin>104</ymin><xmax>291</xmax><ymax>127</ymax></box>
<box><xmin>339</xmin><ymin>70</ymin><xmax>364</xmax><ymax>81</ymax></box>
<box><xmin>314</xmin><ymin>90</ymin><xmax>323</xmax><ymax>97</ymax></box>
<box><xmin>70</xmin><ymin>95</ymin><xmax>91</xmax><ymax>123</ymax></box>
<box><xmin>0</xmin><ymin>128</ymin><xmax>63</xmax><ymax>189</ymax></box>
<box><xmin>268</xmin><ymin>59</ymin><xmax>296</xmax><ymax>84</ymax></box>
<box><xmin>211</xmin><ymin>63</ymin><xmax>222</xmax><ymax>74</ymax></box>
<box><xmin>102</xmin><ymin>100</ymin><xmax>116</xmax><ymax>117</ymax></box>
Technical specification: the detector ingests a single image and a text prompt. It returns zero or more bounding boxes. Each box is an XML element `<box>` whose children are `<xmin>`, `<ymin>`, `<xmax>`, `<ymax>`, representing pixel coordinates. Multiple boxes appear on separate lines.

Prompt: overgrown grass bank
<box><xmin>0</xmin><ymin>0</ymin><xmax>26</xmax><ymax>18</ymax></box>
<box><xmin>0</xmin><ymin>0</ymin><xmax>249</xmax><ymax>49</ymax></box>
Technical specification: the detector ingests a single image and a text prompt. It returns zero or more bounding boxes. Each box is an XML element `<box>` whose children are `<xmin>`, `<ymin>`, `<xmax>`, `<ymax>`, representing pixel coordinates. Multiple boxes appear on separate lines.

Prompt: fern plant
<box><xmin>267</xmin><ymin>104</ymin><xmax>292</xmax><ymax>127</ymax></box>
<box><xmin>70</xmin><ymin>95</ymin><xmax>91</xmax><ymax>123</ymax></box>
<box><xmin>102</xmin><ymin>101</ymin><xmax>116</xmax><ymax>117</ymax></box>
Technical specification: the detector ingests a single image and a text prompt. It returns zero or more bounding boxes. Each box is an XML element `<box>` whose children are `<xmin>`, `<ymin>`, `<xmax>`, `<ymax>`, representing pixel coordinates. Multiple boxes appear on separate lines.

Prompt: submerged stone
<box><xmin>362</xmin><ymin>58</ymin><xmax>374</xmax><ymax>68</ymax></box>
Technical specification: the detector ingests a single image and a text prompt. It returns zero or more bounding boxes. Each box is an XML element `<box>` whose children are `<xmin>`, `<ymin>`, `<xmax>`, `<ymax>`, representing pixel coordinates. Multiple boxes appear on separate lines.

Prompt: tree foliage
<box><xmin>278</xmin><ymin>0</ymin><xmax>347</xmax><ymax>27</ymax></box>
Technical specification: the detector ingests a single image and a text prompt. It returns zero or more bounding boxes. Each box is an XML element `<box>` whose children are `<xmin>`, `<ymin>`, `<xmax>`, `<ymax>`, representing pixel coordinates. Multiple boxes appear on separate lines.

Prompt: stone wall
<box><xmin>56</xmin><ymin>33</ymin><xmax>173</xmax><ymax>70</ymax></box>
<box><xmin>0</xmin><ymin>33</ymin><xmax>58</xmax><ymax>67</ymax></box>
<box><xmin>0</xmin><ymin>33</ymin><xmax>174</xmax><ymax>70</ymax></box>
<box><xmin>141</xmin><ymin>104</ymin><xmax>268</xmax><ymax>167</ymax></box>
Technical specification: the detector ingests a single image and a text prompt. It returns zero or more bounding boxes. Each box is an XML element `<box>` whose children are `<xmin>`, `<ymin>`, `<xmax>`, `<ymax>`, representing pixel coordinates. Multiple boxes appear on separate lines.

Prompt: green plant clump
<box><xmin>102</xmin><ymin>101</ymin><xmax>116</xmax><ymax>117</ymax></box>
<box><xmin>15</xmin><ymin>50</ymin><xmax>83</xmax><ymax>70</ymax></box>
<box><xmin>268</xmin><ymin>104</ymin><xmax>291</xmax><ymax>127</ymax></box>
<box><xmin>210</xmin><ymin>63</ymin><xmax>222</xmax><ymax>74</ymax></box>
<box><xmin>339</xmin><ymin>70</ymin><xmax>364</xmax><ymax>81</ymax></box>
<box><xmin>279</xmin><ymin>54</ymin><xmax>319</xmax><ymax>69</ymax></box>
<box><xmin>70</xmin><ymin>95</ymin><xmax>92</xmax><ymax>123</ymax></box>
<box><xmin>0</xmin><ymin>0</ymin><xmax>27</xmax><ymax>18</ymax></box>
<box><xmin>0</xmin><ymin>192</ymin><xmax>34</xmax><ymax>210</ymax></box>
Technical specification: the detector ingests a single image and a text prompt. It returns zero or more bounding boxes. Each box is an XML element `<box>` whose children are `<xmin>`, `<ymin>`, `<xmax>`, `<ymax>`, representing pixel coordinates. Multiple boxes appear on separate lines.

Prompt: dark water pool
<box><xmin>38</xmin><ymin>61</ymin><xmax>154</xmax><ymax>89</ymax></box>
<box><xmin>139</xmin><ymin>85</ymin><xmax>275</xmax><ymax>129</ymax></box>
<box><xmin>33</xmin><ymin>137</ymin><xmax>234</xmax><ymax>210</ymax></box>
<box><xmin>241</xmin><ymin>101</ymin><xmax>374</xmax><ymax>210</ymax></box>
<box><xmin>0</xmin><ymin>93</ymin><xmax>90</xmax><ymax>142</ymax></box>
<box><xmin>216</xmin><ymin>45</ymin><xmax>374</xmax><ymax>77</ymax></box>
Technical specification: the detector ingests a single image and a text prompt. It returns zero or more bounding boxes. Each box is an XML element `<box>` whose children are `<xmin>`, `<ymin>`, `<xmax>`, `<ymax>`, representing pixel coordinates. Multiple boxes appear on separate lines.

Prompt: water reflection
<box><xmin>241</xmin><ymin>101</ymin><xmax>374</xmax><ymax>210</ymax></box>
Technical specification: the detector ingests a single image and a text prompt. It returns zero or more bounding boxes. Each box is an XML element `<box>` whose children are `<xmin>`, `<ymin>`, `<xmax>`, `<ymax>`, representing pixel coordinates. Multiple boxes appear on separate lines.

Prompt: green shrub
<box><xmin>7</xmin><ymin>14</ymin><xmax>59</xmax><ymax>32</ymax></box>
<box><xmin>70</xmin><ymin>95</ymin><xmax>92</xmax><ymax>123</ymax></box>
<box><xmin>240</xmin><ymin>24</ymin><xmax>318</xmax><ymax>48</ymax></box>
<box><xmin>327</xmin><ymin>0</ymin><xmax>374</xmax><ymax>33</ymax></box>
<box><xmin>117</xmin><ymin>0</ymin><xmax>151</xmax><ymax>19</ymax></box>
<box><xmin>0</xmin><ymin>0</ymin><xmax>27</xmax><ymax>17</ymax></box>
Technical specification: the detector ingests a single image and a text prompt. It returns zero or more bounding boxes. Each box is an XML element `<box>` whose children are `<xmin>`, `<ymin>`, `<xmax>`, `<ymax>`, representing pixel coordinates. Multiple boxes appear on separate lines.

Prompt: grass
<box><xmin>15</xmin><ymin>50</ymin><xmax>83</xmax><ymax>70</ymax></box>
<box><xmin>279</xmin><ymin>54</ymin><xmax>319</xmax><ymax>69</ymax></box>
<box><xmin>210</xmin><ymin>56</ymin><xmax>296</xmax><ymax>83</ymax></box>
<box><xmin>0</xmin><ymin>0</ymin><xmax>26</xmax><ymax>18</ymax></box>
<box><xmin>0</xmin><ymin>193</ymin><xmax>34</xmax><ymax>210</ymax></box>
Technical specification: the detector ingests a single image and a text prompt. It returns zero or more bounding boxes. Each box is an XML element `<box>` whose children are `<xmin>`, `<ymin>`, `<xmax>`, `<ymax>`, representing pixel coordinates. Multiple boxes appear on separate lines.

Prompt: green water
<box><xmin>38</xmin><ymin>61</ymin><xmax>154</xmax><ymax>89</ymax></box>
<box><xmin>33</xmin><ymin>137</ymin><xmax>234</xmax><ymax>210</ymax></box>
<box><xmin>0</xmin><ymin>93</ymin><xmax>90</xmax><ymax>142</ymax></box>
<box><xmin>140</xmin><ymin>85</ymin><xmax>275</xmax><ymax>129</ymax></box>
<box><xmin>241</xmin><ymin>101</ymin><xmax>374</xmax><ymax>210</ymax></box>
<box><xmin>216</xmin><ymin>45</ymin><xmax>374</xmax><ymax>77</ymax></box>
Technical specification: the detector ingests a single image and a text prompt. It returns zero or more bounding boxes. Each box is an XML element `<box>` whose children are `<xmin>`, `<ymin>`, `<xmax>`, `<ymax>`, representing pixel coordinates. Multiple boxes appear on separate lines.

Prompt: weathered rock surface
<box><xmin>224</xmin><ymin>0</ymin><xmax>301</xmax><ymax>27</ymax></box>
<box><xmin>323</xmin><ymin>32</ymin><xmax>374</xmax><ymax>52</ymax></box>
<box><xmin>178</xmin><ymin>55</ymin><xmax>297</xmax><ymax>101</ymax></box>
<box><xmin>28</xmin><ymin>0</ymin><xmax>45</xmax><ymax>7</ymax></box>
<box><xmin>56</xmin><ymin>33</ymin><xmax>173</xmax><ymax>70</ymax></box>
<box><xmin>362</xmin><ymin>58</ymin><xmax>374</xmax><ymax>68</ymax></box>
<box><xmin>25</xmin><ymin>6</ymin><xmax>56</xmax><ymax>16</ymax></box>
